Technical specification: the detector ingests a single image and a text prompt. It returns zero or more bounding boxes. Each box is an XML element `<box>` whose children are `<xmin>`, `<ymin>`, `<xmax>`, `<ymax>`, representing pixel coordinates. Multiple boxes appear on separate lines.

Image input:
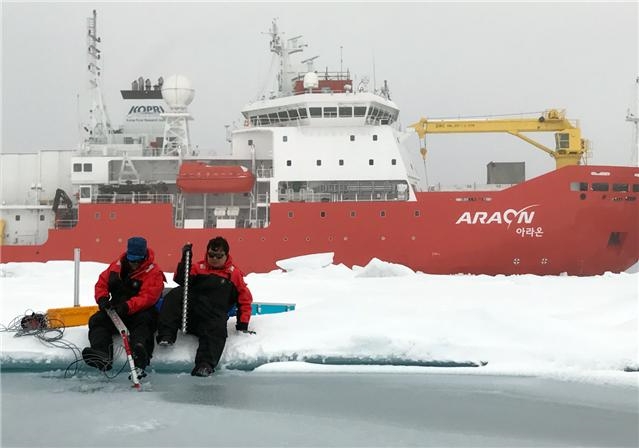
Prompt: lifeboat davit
<box><xmin>177</xmin><ymin>162</ymin><xmax>255</xmax><ymax>193</ymax></box>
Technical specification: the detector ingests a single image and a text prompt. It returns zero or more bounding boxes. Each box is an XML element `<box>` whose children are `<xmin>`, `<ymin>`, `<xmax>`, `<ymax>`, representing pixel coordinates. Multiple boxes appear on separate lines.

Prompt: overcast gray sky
<box><xmin>2</xmin><ymin>1</ymin><xmax>637</xmax><ymax>184</ymax></box>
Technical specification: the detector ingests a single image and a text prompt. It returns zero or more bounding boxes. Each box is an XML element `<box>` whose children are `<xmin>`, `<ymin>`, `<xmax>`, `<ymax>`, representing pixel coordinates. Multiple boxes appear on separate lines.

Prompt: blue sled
<box><xmin>229</xmin><ymin>302</ymin><xmax>296</xmax><ymax>317</ymax></box>
<box><xmin>155</xmin><ymin>294</ymin><xmax>295</xmax><ymax>317</ymax></box>
<box><xmin>158</xmin><ymin>288</ymin><xmax>295</xmax><ymax>316</ymax></box>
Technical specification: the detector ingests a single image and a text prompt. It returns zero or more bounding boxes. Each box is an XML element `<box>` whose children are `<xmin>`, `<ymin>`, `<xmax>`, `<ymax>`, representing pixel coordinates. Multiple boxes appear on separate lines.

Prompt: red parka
<box><xmin>95</xmin><ymin>248</ymin><xmax>166</xmax><ymax>315</ymax></box>
<box><xmin>173</xmin><ymin>254</ymin><xmax>253</xmax><ymax>326</ymax></box>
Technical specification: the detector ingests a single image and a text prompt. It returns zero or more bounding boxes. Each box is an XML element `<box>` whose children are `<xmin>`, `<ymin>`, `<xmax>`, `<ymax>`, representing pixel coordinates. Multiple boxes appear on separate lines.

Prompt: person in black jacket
<box><xmin>156</xmin><ymin>236</ymin><xmax>253</xmax><ymax>377</ymax></box>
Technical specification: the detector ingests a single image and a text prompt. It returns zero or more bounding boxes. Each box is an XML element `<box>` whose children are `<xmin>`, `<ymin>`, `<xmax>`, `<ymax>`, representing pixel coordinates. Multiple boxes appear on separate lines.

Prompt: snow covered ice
<box><xmin>1</xmin><ymin>255</ymin><xmax>638</xmax><ymax>447</ymax></box>
<box><xmin>1</xmin><ymin>254</ymin><xmax>637</xmax><ymax>384</ymax></box>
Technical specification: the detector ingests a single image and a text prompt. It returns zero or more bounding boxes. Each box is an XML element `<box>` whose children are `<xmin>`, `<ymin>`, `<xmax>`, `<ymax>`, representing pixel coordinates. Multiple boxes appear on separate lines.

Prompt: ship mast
<box><xmin>268</xmin><ymin>19</ymin><xmax>306</xmax><ymax>96</ymax></box>
<box><xmin>85</xmin><ymin>9</ymin><xmax>111</xmax><ymax>145</ymax></box>
<box><xmin>626</xmin><ymin>75</ymin><xmax>639</xmax><ymax>166</ymax></box>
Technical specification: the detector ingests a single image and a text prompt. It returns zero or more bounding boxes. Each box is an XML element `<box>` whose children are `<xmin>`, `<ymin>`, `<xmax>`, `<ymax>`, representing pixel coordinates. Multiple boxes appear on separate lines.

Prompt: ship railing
<box><xmin>277</xmin><ymin>191</ymin><xmax>402</xmax><ymax>203</ymax></box>
<box><xmin>292</xmin><ymin>70</ymin><xmax>351</xmax><ymax>83</ymax></box>
<box><xmin>93</xmin><ymin>193</ymin><xmax>174</xmax><ymax>204</ymax></box>
<box><xmin>256</xmin><ymin>167</ymin><xmax>273</xmax><ymax>178</ymax></box>
<box><xmin>425</xmin><ymin>183</ymin><xmax>515</xmax><ymax>192</ymax></box>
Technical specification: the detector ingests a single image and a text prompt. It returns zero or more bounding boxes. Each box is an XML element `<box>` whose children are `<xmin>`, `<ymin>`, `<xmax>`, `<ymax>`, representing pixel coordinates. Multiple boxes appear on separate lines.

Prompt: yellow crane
<box><xmin>409</xmin><ymin>109</ymin><xmax>589</xmax><ymax>169</ymax></box>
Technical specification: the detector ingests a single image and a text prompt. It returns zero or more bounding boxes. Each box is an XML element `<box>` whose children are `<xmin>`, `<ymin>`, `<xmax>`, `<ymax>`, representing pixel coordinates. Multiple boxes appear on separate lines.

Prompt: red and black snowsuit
<box><xmin>87</xmin><ymin>249</ymin><xmax>165</xmax><ymax>367</ymax></box>
<box><xmin>157</xmin><ymin>254</ymin><xmax>253</xmax><ymax>368</ymax></box>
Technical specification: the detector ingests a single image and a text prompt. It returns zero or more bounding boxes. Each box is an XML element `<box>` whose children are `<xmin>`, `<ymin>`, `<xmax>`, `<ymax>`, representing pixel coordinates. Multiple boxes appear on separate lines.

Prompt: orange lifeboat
<box><xmin>177</xmin><ymin>162</ymin><xmax>255</xmax><ymax>193</ymax></box>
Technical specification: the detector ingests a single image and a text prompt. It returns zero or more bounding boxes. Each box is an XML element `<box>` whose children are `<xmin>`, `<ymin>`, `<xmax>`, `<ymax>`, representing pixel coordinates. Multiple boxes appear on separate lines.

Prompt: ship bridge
<box><xmin>242</xmin><ymin>92</ymin><xmax>399</xmax><ymax>128</ymax></box>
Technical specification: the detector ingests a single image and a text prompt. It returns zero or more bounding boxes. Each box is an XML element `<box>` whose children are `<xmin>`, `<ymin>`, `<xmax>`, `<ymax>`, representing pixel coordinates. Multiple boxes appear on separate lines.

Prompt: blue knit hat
<box><xmin>126</xmin><ymin>237</ymin><xmax>147</xmax><ymax>261</ymax></box>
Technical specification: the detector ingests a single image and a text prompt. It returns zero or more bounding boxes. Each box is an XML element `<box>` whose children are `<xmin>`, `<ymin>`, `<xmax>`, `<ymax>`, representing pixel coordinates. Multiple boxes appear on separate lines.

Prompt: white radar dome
<box><xmin>161</xmin><ymin>74</ymin><xmax>195</xmax><ymax>108</ymax></box>
<box><xmin>303</xmin><ymin>72</ymin><xmax>319</xmax><ymax>90</ymax></box>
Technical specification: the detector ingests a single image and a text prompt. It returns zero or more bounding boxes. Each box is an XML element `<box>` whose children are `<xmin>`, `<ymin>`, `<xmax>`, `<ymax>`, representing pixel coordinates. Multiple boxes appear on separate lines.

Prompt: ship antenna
<box><xmin>85</xmin><ymin>9</ymin><xmax>112</xmax><ymax>146</ymax></box>
<box><xmin>626</xmin><ymin>75</ymin><xmax>639</xmax><ymax>166</ymax></box>
<box><xmin>372</xmin><ymin>52</ymin><xmax>377</xmax><ymax>95</ymax></box>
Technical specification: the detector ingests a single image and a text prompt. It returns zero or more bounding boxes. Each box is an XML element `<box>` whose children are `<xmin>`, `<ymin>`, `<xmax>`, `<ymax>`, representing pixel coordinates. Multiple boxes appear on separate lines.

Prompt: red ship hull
<box><xmin>2</xmin><ymin>165</ymin><xmax>638</xmax><ymax>275</ymax></box>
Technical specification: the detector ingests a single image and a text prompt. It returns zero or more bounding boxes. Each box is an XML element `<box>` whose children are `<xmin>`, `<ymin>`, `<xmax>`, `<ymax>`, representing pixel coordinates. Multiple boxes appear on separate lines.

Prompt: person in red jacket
<box><xmin>82</xmin><ymin>236</ymin><xmax>165</xmax><ymax>376</ymax></box>
<box><xmin>156</xmin><ymin>236</ymin><xmax>253</xmax><ymax>377</ymax></box>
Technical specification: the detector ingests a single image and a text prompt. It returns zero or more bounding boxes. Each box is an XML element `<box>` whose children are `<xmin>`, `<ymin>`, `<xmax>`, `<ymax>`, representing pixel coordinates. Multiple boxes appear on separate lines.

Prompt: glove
<box><xmin>114</xmin><ymin>302</ymin><xmax>129</xmax><ymax>317</ymax></box>
<box><xmin>236</xmin><ymin>322</ymin><xmax>256</xmax><ymax>334</ymax></box>
<box><xmin>97</xmin><ymin>296</ymin><xmax>110</xmax><ymax>311</ymax></box>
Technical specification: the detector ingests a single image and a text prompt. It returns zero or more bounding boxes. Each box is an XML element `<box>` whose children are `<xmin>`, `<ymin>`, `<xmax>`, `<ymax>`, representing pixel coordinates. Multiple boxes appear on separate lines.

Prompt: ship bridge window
<box><xmin>591</xmin><ymin>182</ymin><xmax>609</xmax><ymax>192</ymax></box>
<box><xmin>339</xmin><ymin>107</ymin><xmax>353</xmax><ymax>117</ymax></box>
<box><xmin>612</xmin><ymin>183</ymin><xmax>629</xmax><ymax>192</ymax></box>
<box><xmin>278</xmin><ymin>111</ymin><xmax>289</xmax><ymax>120</ymax></box>
<box><xmin>268</xmin><ymin>113</ymin><xmax>279</xmax><ymax>123</ymax></box>
<box><xmin>298</xmin><ymin>108</ymin><xmax>308</xmax><ymax>119</ymax></box>
<box><xmin>258</xmin><ymin>115</ymin><xmax>269</xmax><ymax>125</ymax></box>
<box><xmin>381</xmin><ymin>111</ymin><xmax>394</xmax><ymax>125</ymax></box>
<box><xmin>309</xmin><ymin>107</ymin><xmax>322</xmax><ymax>118</ymax></box>
<box><xmin>288</xmin><ymin>109</ymin><xmax>299</xmax><ymax>119</ymax></box>
<box><xmin>354</xmin><ymin>106</ymin><xmax>367</xmax><ymax>117</ymax></box>
<box><xmin>324</xmin><ymin>107</ymin><xmax>337</xmax><ymax>118</ymax></box>
<box><xmin>570</xmin><ymin>182</ymin><xmax>588</xmax><ymax>191</ymax></box>
<box><xmin>73</xmin><ymin>163</ymin><xmax>82</xmax><ymax>172</ymax></box>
